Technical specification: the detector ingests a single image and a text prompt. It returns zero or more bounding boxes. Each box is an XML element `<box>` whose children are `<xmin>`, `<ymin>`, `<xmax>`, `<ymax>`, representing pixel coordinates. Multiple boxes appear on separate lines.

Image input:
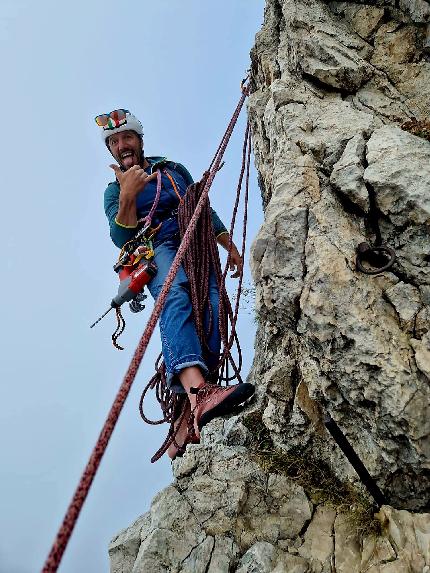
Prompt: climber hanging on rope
<box><xmin>96</xmin><ymin>109</ymin><xmax>255</xmax><ymax>460</ymax></box>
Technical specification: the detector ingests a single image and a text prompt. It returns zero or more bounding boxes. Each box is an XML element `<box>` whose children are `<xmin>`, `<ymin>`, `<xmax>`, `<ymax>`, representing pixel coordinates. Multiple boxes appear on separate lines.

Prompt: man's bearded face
<box><xmin>108</xmin><ymin>130</ymin><xmax>142</xmax><ymax>170</ymax></box>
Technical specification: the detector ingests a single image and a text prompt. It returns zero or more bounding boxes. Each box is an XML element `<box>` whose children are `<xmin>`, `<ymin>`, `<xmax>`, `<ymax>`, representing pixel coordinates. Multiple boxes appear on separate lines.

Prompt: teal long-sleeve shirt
<box><xmin>104</xmin><ymin>157</ymin><xmax>227</xmax><ymax>248</ymax></box>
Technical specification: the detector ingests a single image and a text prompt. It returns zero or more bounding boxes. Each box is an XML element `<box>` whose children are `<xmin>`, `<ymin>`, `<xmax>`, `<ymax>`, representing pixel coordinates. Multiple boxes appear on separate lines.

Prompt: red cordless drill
<box><xmin>90</xmin><ymin>260</ymin><xmax>157</xmax><ymax>328</ymax></box>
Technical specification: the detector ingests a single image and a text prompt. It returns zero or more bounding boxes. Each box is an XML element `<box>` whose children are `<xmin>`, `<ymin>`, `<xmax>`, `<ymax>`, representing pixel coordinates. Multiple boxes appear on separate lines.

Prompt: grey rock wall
<box><xmin>249</xmin><ymin>0</ymin><xmax>430</xmax><ymax>511</ymax></box>
<box><xmin>110</xmin><ymin>1</ymin><xmax>430</xmax><ymax>571</ymax></box>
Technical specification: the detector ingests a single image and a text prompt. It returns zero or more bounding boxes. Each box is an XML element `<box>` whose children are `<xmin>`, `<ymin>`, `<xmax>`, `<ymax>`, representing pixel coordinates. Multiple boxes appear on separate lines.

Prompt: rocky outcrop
<box><xmin>110</xmin><ymin>1</ymin><xmax>430</xmax><ymax>571</ymax></box>
<box><xmin>110</xmin><ymin>435</ymin><xmax>430</xmax><ymax>572</ymax></box>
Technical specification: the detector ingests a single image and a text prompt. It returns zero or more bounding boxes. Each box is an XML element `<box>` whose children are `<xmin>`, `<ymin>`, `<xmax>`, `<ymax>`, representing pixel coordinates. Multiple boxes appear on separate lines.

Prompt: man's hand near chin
<box><xmin>110</xmin><ymin>164</ymin><xmax>157</xmax><ymax>228</ymax></box>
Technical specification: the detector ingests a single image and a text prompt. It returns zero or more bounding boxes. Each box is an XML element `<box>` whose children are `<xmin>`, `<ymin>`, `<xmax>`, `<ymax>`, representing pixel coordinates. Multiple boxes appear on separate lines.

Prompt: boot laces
<box><xmin>193</xmin><ymin>383</ymin><xmax>229</xmax><ymax>409</ymax></box>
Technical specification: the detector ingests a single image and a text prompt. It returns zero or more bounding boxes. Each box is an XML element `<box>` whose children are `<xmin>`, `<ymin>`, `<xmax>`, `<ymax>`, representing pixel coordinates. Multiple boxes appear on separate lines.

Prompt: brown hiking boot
<box><xmin>167</xmin><ymin>400</ymin><xmax>199</xmax><ymax>460</ymax></box>
<box><xmin>191</xmin><ymin>382</ymin><xmax>255</xmax><ymax>437</ymax></box>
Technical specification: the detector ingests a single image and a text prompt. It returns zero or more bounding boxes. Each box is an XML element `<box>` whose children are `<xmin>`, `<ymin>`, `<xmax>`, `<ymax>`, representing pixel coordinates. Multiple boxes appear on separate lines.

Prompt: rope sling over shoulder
<box><xmin>42</xmin><ymin>82</ymin><xmax>251</xmax><ymax>573</ymax></box>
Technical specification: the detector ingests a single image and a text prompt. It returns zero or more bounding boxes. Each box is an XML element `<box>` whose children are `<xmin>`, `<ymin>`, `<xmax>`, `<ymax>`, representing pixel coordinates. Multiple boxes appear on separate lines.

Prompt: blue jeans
<box><xmin>147</xmin><ymin>235</ymin><xmax>221</xmax><ymax>394</ymax></box>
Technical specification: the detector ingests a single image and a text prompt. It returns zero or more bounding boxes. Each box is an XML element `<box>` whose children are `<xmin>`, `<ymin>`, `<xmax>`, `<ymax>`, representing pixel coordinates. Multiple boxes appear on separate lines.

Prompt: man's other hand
<box><xmin>216</xmin><ymin>232</ymin><xmax>243</xmax><ymax>278</ymax></box>
<box><xmin>111</xmin><ymin>165</ymin><xmax>158</xmax><ymax>228</ymax></box>
<box><xmin>229</xmin><ymin>246</ymin><xmax>243</xmax><ymax>278</ymax></box>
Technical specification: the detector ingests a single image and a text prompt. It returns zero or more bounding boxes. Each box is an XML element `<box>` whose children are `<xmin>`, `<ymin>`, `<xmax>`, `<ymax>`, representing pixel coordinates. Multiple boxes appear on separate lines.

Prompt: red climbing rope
<box><xmin>41</xmin><ymin>87</ymin><xmax>249</xmax><ymax>573</ymax></box>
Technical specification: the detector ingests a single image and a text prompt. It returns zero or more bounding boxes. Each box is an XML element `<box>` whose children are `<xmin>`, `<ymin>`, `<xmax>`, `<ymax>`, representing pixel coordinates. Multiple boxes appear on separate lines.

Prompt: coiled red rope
<box><xmin>139</xmin><ymin>123</ymin><xmax>252</xmax><ymax>462</ymax></box>
<box><xmin>41</xmin><ymin>87</ymin><xmax>249</xmax><ymax>573</ymax></box>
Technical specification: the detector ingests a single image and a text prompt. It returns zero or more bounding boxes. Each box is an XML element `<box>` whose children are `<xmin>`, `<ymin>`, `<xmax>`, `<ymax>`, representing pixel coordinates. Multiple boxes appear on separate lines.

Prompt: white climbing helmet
<box><xmin>95</xmin><ymin>109</ymin><xmax>144</xmax><ymax>145</ymax></box>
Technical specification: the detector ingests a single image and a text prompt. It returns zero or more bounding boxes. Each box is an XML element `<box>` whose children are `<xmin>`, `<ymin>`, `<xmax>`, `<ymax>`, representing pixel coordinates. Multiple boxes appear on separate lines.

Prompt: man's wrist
<box><xmin>114</xmin><ymin>217</ymin><xmax>138</xmax><ymax>229</ymax></box>
<box><xmin>119</xmin><ymin>183</ymin><xmax>137</xmax><ymax>200</ymax></box>
<box><xmin>117</xmin><ymin>192</ymin><xmax>138</xmax><ymax>227</ymax></box>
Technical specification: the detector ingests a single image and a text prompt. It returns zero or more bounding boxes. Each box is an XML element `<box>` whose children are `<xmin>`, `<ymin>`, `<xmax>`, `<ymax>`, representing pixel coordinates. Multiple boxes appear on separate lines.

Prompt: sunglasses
<box><xmin>95</xmin><ymin>109</ymin><xmax>130</xmax><ymax>130</ymax></box>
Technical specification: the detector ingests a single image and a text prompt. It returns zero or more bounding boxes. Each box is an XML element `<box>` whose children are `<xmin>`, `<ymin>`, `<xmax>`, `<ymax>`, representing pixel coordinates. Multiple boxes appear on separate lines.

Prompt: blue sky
<box><xmin>0</xmin><ymin>1</ymin><xmax>265</xmax><ymax>571</ymax></box>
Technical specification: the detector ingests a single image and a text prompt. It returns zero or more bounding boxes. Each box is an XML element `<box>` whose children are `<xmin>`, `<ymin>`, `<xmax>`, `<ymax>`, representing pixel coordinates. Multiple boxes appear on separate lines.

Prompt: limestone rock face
<box><xmin>110</xmin><ymin>1</ymin><xmax>430</xmax><ymax>571</ymax></box>
<box><xmin>249</xmin><ymin>0</ymin><xmax>430</xmax><ymax>510</ymax></box>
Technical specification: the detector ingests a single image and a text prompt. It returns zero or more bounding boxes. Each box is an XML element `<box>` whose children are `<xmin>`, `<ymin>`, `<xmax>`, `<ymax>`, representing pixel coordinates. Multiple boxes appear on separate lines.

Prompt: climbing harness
<box><xmin>91</xmin><ymin>164</ymin><xmax>204</xmax><ymax>348</ymax></box>
<box><xmin>324</xmin><ymin>414</ymin><xmax>386</xmax><ymax>507</ymax></box>
<box><xmin>90</xmin><ymin>170</ymin><xmax>164</xmax><ymax>347</ymax></box>
<box><xmin>42</xmin><ymin>82</ymin><xmax>251</xmax><ymax>573</ymax></box>
<box><xmin>356</xmin><ymin>181</ymin><xmax>396</xmax><ymax>275</ymax></box>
